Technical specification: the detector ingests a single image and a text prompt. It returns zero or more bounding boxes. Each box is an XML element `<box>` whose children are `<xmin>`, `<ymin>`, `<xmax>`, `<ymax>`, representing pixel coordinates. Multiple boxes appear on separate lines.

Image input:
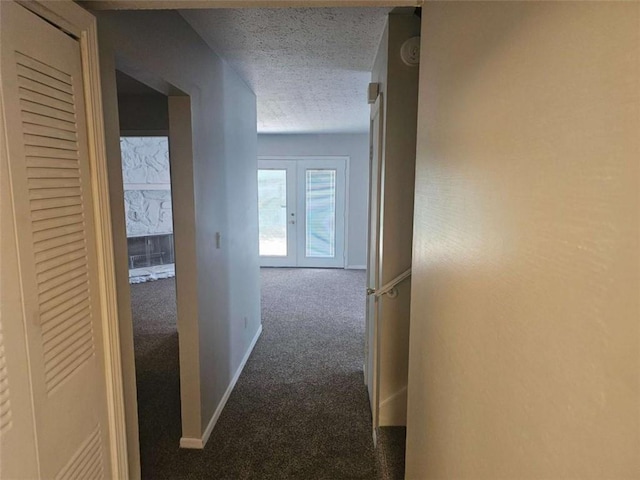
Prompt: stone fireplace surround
<box><xmin>121</xmin><ymin>136</ymin><xmax>175</xmax><ymax>283</ymax></box>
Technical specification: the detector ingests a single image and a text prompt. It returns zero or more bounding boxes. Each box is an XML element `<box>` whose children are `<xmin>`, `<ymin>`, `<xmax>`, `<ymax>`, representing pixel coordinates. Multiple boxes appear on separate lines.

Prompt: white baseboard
<box><xmin>346</xmin><ymin>265</ymin><xmax>366</xmax><ymax>270</ymax></box>
<box><xmin>179</xmin><ymin>437</ymin><xmax>203</xmax><ymax>449</ymax></box>
<box><xmin>179</xmin><ymin>324</ymin><xmax>263</xmax><ymax>449</ymax></box>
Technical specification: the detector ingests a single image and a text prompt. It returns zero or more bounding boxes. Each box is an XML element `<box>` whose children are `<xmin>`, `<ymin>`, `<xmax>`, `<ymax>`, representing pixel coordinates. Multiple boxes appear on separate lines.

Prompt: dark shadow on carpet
<box><xmin>131</xmin><ymin>268</ymin><xmax>377</xmax><ymax>479</ymax></box>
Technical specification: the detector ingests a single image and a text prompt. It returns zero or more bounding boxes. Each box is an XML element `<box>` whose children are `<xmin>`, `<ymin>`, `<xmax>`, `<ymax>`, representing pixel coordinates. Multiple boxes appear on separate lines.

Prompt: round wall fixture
<box><xmin>400</xmin><ymin>36</ymin><xmax>421</xmax><ymax>66</ymax></box>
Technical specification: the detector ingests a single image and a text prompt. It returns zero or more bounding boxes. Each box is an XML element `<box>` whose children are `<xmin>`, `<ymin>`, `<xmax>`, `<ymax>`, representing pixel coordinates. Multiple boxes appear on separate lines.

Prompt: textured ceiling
<box><xmin>180</xmin><ymin>8</ymin><xmax>390</xmax><ymax>133</ymax></box>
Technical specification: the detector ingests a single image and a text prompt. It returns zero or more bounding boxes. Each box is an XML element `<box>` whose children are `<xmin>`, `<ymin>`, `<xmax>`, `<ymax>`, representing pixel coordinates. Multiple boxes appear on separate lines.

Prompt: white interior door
<box><xmin>0</xmin><ymin>2</ymin><xmax>112</xmax><ymax>477</ymax></box>
<box><xmin>258</xmin><ymin>158</ymin><xmax>346</xmax><ymax>268</ymax></box>
<box><xmin>365</xmin><ymin>95</ymin><xmax>383</xmax><ymax>432</ymax></box>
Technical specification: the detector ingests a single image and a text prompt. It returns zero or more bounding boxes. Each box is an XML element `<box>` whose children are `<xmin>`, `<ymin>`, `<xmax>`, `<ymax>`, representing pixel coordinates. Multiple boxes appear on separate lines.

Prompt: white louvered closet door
<box><xmin>0</xmin><ymin>2</ymin><xmax>111</xmax><ymax>479</ymax></box>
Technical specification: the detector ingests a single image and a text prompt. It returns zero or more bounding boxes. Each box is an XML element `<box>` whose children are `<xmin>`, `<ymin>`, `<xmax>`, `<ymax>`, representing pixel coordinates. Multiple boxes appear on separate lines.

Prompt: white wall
<box><xmin>258</xmin><ymin>133</ymin><xmax>369</xmax><ymax>268</ymax></box>
<box><xmin>406</xmin><ymin>3</ymin><xmax>640</xmax><ymax>478</ymax></box>
<box><xmin>96</xmin><ymin>10</ymin><xmax>261</xmax><ymax>464</ymax></box>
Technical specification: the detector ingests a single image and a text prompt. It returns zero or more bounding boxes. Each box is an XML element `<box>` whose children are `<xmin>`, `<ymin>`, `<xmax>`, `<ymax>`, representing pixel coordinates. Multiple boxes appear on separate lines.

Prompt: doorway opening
<box><xmin>121</xmin><ymin>134</ymin><xmax>175</xmax><ymax>283</ymax></box>
<box><xmin>115</xmin><ymin>70</ymin><xmax>182</xmax><ymax>475</ymax></box>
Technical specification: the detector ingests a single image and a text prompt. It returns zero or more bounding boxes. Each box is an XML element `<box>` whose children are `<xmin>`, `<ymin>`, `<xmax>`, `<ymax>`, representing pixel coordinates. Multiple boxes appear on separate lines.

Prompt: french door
<box><xmin>258</xmin><ymin>158</ymin><xmax>346</xmax><ymax>268</ymax></box>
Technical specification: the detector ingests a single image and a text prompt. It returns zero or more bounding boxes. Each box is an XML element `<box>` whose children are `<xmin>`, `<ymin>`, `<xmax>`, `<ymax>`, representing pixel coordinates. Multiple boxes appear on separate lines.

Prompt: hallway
<box><xmin>131</xmin><ymin>268</ymin><xmax>376</xmax><ymax>479</ymax></box>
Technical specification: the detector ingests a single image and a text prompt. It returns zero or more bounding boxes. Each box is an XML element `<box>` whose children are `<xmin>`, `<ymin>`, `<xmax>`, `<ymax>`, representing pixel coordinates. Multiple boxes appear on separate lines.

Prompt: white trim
<box><xmin>179</xmin><ymin>324</ymin><xmax>263</xmax><ymax>449</ymax></box>
<box><xmin>178</xmin><ymin>437</ymin><xmax>203</xmax><ymax>449</ymax></box>
<box><xmin>346</xmin><ymin>264</ymin><xmax>367</xmax><ymax>270</ymax></box>
<box><xmin>344</xmin><ymin>156</ymin><xmax>351</xmax><ymax>268</ymax></box>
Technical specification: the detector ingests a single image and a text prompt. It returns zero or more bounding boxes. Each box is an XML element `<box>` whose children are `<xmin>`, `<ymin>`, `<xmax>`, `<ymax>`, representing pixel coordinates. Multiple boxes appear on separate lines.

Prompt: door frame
<box><xmin>258</xmin><ymin>155</ymin><xmax>349</xmax><ymax>268</ymax></box>
<box><xmin>365</xmin><ymin>94</ymin><xmax>384</xmax><ymax>439</ymax></box>
<box><xmin>14</xmin><ymin>1</ymin><xmax>128</xmax><ymax>477</ymax></box>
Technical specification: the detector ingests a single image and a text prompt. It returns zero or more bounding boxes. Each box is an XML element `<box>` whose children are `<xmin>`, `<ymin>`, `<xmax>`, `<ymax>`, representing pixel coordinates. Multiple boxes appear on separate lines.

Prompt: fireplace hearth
<box><xmin>127</xmin><ymin>233</ymin><xmax>175</xmax><ymax>269</ymax></box>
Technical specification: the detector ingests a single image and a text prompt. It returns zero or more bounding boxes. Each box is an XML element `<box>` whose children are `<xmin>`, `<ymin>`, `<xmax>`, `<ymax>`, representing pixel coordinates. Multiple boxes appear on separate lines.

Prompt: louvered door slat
<box><xmin>33</xmin><ymin>223</ymin><xmax>84</xmax><ymax>246</ymax></box>
<box><xmin>24</xmin><ymin>134</ymin><xmax>78</xmax><ymax>151</ymax></box>
<box><xmin>39</xmin><ymin>271</ymin><xmax>88</xmax><ymax>304</ymax></box>
<box><xmin>45</xmin><ymin>344</ymin><xmax>94</xmax><ymax>392</ymax></box>
<box><xmin>29</xmin><ymin>187</ymin><xmax>82</xmax><ymax>201</ymax></box>
<box><xmin>28</xmin><ymin>167</ymin><xmax>81</xmax><ymax>178</ymax></box>
<box><xmin>22</xmin><ymin>111</ymin><xmax>76</xmax><ymax>132</ymax></box>
<box><xmin>0</xmin><ymin>324</ymin><xmax>11</xmax><ymax>435</ymax></box>
<box><xmin>35</xmin><ymin>237</ymin><xmax>85</xmax><ymax>261</ymax></box>
<box><xmin>28</xmin><ymin>177</ymin><xmax>81</xmax><ymax>190</ymax></box>
<box><xmin>31</xmin><ymin>196</ymin><xmax>82</xmax><ymax>213</ymax></box>
<box><xmin>82</xmin><ymin>455</ymin><xmax>104</xmax><ymax>480</ymax></box>
<box><xmin>27</xmin><ymin>157</ymin><xmax>79</xmax><ymax>169</ymax></box>
<box><xmin>42</xmin><ymin>325</ymin><xmax>91</xmax><ymax>364</ymax></box>
<box><xmin>40</xmin><ymin>281</ymin><xmax>88</xmax><ymax>314</ymax></box>
<box><xmin>18</xmin><ymin>76</ymin><xmax>75</xmax><ymax>105</ymax></box>
<box><xmin>39</xmin><ymin>293</ymin><xmax>88</xmax><ymax>326</ymax></box>
<box><xmin>25</xmin><ymin>145</ymin><xmax>78</xmax><ymax>159</ymax></box>
<box><xmin>17</xmin><ymin>64</ymin><xmax>74</xmax><ymax>94</ymax></box>
<box><xmin>41</xmin><ymin>307</ymin><xmax>90</xmax><ymax>344</ymax></box>
<box><xmin>15</xmin><ymin>52</ymin><xmax>71</xmax><ymax>84</ymax></box>
<box><xmin>20</xmin><ymin>100</ymin><xmax>77</xmax><ymax>124</ymax></box>
<box><xmin>19</xmin><ymin>89</ymin><xmax>76</xmax><ymax>114</ymax></box>
<box><xmin>31</xmin><ymin>204</ymin><xmax>84</xmax><ymax>221</ymax></box>
<box><xmin>23</xmin><ymin>124</ymin><xmax>78</xmax><ymax>142</ymax></box>
<box><xmin>36</xmin><ymin>245</ymin><xmax>86</xmax><ymax>273</ymax></box>
<box><xmin>55</xmin><ymin>425</ymin><xmax>103</xmax><ymax>480</ymax></box>
<box><xmin>36</xmin><ymin>256</ymin><xmax>87</xmax><ymax>284</ymax></box>
<box><xmin>43</xmin><ymin>325</ymin><xmax>93</xmax><ymax>366</ymax></box>
<box><xmin>32</xmin><ymin>212</ymin><xmax>84</xmax><ymax>231</ymax></box>
<box><xmin>38</xmin><ymin>264</ymin><xmax>87</xmax><ymax>296</ymax></box>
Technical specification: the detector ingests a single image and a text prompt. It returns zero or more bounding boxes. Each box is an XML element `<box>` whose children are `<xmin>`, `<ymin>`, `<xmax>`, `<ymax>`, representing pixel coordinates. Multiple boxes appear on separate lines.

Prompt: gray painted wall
<box><xmin>96</xmin><ymin>10</ymin><xmax>261</xmax><ymax>447</ymax></box>
<box><xmin>257</xmin><ymin>133</ymin><xmax>369</xmax><ymax>268</ymax></box>
<box><xmin>118</xmin><ymin>94</ymin><xmax>169</xmax><ymax>133</ymax></box>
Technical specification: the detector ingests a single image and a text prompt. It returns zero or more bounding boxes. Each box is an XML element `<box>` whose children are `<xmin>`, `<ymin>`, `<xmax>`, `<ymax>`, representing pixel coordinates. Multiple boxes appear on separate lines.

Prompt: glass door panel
<box><xmin>296</xmin><ymin>159</ymin><xmax>346</xmax><ymax>268</ymax></box>
<box><xmin>305</xmin><ymin>169</ymin><xmax>337</xmax><ymax>258</ymax></box>
<box><xmin>258</xmin><ymin>169</ymin><xmax>287</xmax><ymax>256</ymax></box>
<box><xmin>258</xmin><ymin>160</ymin><xmax>297</xmax><ymax>266</ymax></box>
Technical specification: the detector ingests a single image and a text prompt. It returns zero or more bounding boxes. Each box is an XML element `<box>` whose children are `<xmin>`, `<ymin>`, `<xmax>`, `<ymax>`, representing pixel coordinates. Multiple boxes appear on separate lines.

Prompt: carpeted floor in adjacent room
<box><xmin>130</xmin><ymin>268</ymin><xmax>378</xmax><ymax>479</ymax></box>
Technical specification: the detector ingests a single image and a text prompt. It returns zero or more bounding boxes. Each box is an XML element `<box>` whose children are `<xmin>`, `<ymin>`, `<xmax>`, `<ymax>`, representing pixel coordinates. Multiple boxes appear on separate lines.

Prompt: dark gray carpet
<box><xmin>375</xmin><ymin>427</ymin><xmax>406</xmax><ymax>480</ymax></box>
<box><xmin>131</xmin><ymin>268</ymin><xmax>378</xmax><ymax>479</ymax></box>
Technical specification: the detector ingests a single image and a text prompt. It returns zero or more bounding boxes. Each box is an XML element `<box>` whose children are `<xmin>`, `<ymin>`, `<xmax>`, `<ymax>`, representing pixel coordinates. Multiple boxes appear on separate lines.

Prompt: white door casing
<box><xmin>365</xmin><ymin>94</ymin><xmax>383</xmax><ymax>434</ymax></box>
